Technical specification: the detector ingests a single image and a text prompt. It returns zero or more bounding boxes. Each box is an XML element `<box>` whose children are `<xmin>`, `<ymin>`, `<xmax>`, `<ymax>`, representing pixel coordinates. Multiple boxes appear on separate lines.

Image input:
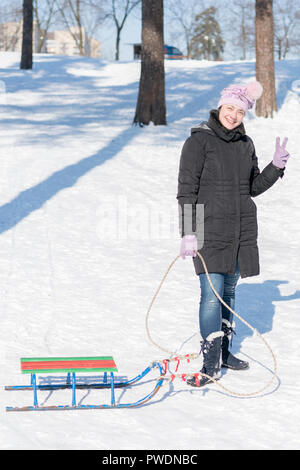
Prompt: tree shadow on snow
<box><xmin>0</xmin><ymin>124</ymin><xmax>137</xmax><ymax>234</ymax></box>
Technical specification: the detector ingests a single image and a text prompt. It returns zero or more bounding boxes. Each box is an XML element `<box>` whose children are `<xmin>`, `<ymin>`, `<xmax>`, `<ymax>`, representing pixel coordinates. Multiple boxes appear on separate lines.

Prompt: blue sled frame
<box><xmin>5</xmin><ymin>362</ymin><xmax>165</xmax><ymax>412</ymax></box>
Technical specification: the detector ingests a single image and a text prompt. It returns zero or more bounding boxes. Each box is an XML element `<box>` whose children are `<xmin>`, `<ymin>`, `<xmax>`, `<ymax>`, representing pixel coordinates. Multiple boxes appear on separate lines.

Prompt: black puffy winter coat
<box><xmin>177</xmin><ymin>110</ymin><xmax>284</xmax><ymax>279</ymax></box>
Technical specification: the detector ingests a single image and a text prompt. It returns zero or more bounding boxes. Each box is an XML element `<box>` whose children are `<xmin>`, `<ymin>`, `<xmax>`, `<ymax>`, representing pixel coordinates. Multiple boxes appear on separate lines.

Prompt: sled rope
<box><xmin>146</xmin><ymin>251</ymin><xmax>278</xmax><ymax>398</ymax></box>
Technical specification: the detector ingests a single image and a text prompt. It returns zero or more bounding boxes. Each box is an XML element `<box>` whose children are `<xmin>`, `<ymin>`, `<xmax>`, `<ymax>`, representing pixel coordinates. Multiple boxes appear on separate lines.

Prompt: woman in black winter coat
<box><xmin>176</xmin><ymin>82</ymin><xmax>290</xmax><ymax>387</ymax></box>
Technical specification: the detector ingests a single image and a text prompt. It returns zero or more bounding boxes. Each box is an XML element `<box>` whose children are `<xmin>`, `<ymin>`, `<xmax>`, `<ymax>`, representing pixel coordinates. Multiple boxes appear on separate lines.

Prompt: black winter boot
<box><xmin>221</xmin><ymin>319</ymin><xmax>249</xmax><ymax>370</ymax></box>
<box><xmin>187</xmin><ymin>331</ymin><xmax>224</xmax><ymax>387</ymax></box>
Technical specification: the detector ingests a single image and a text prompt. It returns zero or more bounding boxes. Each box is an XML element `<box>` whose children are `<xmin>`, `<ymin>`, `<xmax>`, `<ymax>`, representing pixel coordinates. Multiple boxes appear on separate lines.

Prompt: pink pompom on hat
<box><xmin>218</xmin><ymin>81</ymin><xmax>263</xmax><ymax>113</ymax></box>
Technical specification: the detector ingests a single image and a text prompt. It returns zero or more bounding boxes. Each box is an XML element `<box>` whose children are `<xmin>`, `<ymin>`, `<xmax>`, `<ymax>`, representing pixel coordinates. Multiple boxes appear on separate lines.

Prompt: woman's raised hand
<box><xmin>272</xmin><ymin>137</ymin><xmax>290</xmax><ymax>169</ymax></box>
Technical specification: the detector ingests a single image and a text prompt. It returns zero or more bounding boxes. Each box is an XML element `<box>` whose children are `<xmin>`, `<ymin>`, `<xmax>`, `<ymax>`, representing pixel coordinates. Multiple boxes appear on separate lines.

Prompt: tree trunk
<box><xmin>20</xmin><ymin>0</ymin><xmax>33</xmax><ymax>69</ymax></box>
<box><xmin>277</xmin><ymin>38</ymin><xmax>282</xmax><ymax>60</ymax></box>
<box><xmin>255</xmin><ymin>0</ymin><xmax>277</xmax><ymax>117</ymax></box>
<box><xmin>133</xmin><ymin>0</ymin><xmax>166</xmax><ymax>126</ymax></box>
<box><xmin>115</xmin><ymin>27</ymin><xmax>121</xmax><ymax>61</ymax></box>
<box><xmin>75</xmin><ymin>0</ymin><xmax>84</xmax><ymax>56</ymax></box>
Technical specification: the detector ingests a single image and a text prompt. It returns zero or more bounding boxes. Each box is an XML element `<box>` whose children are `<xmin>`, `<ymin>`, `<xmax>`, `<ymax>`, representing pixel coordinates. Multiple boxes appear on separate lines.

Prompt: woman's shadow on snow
<box><xmin>234</xmin><ymin>280</ymin><xmax>300</xmax><ymax>347</ymax></box>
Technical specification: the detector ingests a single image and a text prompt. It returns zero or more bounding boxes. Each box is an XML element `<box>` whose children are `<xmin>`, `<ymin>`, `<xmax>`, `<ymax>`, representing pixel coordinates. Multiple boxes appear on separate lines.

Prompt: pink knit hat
<box><xmin>218</xmin><ymin>81</ymin><xmax>263</xmax><ymax>112</ymax></box>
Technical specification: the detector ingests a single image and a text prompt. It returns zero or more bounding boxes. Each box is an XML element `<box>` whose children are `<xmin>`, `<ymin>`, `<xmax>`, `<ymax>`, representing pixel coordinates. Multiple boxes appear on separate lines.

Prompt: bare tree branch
<box><xmin>101</xmin><ymin>0</ymin><xmax>142</xmax><ymax>60</ymax></box>
<box><xmin>33</xmin><ymin>0</ymin><xmax>57</xmax><ymax>52</ymax></box>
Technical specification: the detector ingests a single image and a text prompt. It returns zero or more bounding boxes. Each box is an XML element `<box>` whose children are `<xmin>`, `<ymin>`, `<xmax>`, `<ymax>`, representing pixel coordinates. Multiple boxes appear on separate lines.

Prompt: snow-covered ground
<box><xmin>0</xmin><ymin>52</ymin><xmax>299</xmax><ymax>450</ymax></box>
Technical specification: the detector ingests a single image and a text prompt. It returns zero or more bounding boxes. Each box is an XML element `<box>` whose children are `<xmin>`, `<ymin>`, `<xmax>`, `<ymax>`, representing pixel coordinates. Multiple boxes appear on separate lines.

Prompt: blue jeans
<box><xmin>199</xmin><ymin>261</ymin><xmax>240</xmax><ymax>339</ymax></box>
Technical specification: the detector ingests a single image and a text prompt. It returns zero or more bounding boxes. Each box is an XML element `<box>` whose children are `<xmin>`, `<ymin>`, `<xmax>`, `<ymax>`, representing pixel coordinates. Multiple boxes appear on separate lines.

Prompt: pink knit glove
<box><xmin>180</xmin><ymin>235</ymin><xmax>198</xmax><ymax>259</ymax></box>
<box><xmin>272</xmin><ymin>137</ymin><xmax>290</xmax><ymax>169</ymax></box>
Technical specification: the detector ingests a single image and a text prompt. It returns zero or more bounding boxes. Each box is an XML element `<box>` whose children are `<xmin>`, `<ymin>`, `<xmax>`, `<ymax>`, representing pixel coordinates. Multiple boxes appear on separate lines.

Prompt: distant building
<box><xmin>0</xmin><ymin>20</ymin><xmax>101</xmax><ymax>58</ymax></box>
<box><xmin>133</xmin><ymin>43</ymin><xmax>141</xmax><ymax>60</ymax></box>
<box><xmin>0</xmin><ymin>21</ymin><xmax>21</xmax><ymax>51</ymax></box>
<box><xmin>0</xmin><ymin>20</ymin><xmax>47</xmax><ymax>53</ymax></box>
<box><xmin>46</xmin><ymin>26</ymin><xmax>101</xmax><ymax>58</ymax></box>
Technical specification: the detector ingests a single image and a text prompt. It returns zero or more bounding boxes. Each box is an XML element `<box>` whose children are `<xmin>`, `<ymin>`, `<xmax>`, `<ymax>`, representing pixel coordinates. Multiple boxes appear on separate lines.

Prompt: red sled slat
<box><xmin>21</xmin><ymin>360</ymin><xmax>117</xmax><ymax>371</ymax></box>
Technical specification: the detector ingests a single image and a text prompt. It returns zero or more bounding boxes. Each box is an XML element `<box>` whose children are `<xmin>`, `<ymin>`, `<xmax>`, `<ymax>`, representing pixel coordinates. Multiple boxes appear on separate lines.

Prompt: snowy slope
<box><xmin>0</xmin><ymin>52</ymin><xmax>300</xmax><ymax>450</ymax></box>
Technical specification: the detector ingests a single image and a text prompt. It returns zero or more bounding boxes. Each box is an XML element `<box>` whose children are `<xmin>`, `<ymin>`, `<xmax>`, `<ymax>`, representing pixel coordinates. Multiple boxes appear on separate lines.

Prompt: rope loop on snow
<box><xmin>146</xmin><ymin>251</ymin><xmax>278</xmax><ymax>398</ymax></box>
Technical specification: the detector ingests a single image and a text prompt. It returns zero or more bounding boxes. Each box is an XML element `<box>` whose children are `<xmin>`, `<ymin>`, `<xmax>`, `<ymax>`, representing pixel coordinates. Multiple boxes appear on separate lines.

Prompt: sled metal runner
<box><xmin>5</xmin><ymin>356</ymin><xmax>165</xmax><ymax>412</ymax></box>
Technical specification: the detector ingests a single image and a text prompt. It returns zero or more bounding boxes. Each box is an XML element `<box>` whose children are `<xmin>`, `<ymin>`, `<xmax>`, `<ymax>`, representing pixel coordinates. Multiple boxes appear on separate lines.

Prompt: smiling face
<box><xmin>218</xmin><ymin>104</ymin><xmax>245</xmax><ymax>130</ymax></box>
